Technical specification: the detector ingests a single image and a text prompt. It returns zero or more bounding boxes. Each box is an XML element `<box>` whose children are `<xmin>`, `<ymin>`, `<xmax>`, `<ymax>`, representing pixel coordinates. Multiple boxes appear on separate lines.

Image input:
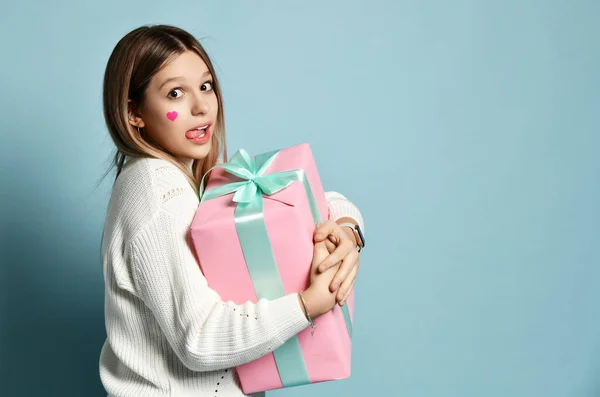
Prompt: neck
<box><xmin>176</xmin><ymin>157</ymin><xmax>195</xmax><ymax>172</ymax></box>
<box><xmin>183</xmin><ymin>158</ymin><xmax>194</xmax><ymax>172</ymax></box>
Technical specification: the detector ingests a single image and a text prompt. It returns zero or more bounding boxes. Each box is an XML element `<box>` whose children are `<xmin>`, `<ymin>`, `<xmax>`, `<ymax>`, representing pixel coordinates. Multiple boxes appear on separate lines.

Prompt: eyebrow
<box><xmin>159</xmin><ymin>70</ymin><xmax>212</xmax><ymax>91</ymax></box>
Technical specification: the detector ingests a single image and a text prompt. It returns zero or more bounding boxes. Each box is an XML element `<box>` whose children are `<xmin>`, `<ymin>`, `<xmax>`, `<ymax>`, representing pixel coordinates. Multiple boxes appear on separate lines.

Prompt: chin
<box><xmin>188</xmin><ymin>146</ymin><xmax>212</xmax><ymax>161</ymax></box>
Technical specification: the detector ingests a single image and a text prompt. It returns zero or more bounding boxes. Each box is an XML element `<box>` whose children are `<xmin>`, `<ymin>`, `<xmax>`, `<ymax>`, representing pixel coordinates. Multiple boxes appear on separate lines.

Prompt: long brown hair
<box><xmin>102</xmin><ymin>24</ymin><xmax>227</xmax><ymax>191</ymax></box>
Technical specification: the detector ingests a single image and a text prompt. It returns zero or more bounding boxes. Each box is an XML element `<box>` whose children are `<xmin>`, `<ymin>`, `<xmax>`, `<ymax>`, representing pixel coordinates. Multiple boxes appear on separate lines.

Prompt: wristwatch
<box><xmin>338</xmin><ymin>223</ymin><xmax>366</xmax><ymax>252</ymax></box>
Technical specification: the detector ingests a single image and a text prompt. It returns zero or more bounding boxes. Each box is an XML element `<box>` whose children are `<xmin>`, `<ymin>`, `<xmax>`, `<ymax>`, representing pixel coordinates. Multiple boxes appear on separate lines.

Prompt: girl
<box><xmin>99</xmin><ymin>24</ymin><xmax>365</xmax><ymax>397</ymax></box>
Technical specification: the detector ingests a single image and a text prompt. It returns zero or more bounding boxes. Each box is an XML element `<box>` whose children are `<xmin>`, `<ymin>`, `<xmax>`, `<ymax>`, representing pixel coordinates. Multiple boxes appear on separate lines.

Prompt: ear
<box><xmin>128</xmin><ymin>99</ymin><xmax>146</xmax><ymax>129</ymax></box>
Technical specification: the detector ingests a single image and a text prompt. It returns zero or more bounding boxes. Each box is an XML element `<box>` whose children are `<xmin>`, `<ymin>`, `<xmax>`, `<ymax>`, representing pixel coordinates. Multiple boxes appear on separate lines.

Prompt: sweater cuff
<box><xmin>268</xmin><ymin>293</ymin><xmax>310</xmax><ymax>345</ymax></box>
<box><xmin>326</xmin><ymin>193</ymin><xmax>365</xmax><ymax>234</ymax></box>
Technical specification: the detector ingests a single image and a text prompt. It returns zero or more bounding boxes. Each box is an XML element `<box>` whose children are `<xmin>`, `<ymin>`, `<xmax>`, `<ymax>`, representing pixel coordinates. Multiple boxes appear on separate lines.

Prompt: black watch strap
<box><xmin>339</xmin><ymin>223</ymin><xmax>365</xmax><ymax>252</ymax></box>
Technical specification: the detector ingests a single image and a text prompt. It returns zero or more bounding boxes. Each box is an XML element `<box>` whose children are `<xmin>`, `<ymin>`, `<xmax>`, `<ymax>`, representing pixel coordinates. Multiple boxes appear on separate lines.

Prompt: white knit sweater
<box><xmin>99</xmin><ymin>156</ymin><xmax>364</xmax><ymax>397</ymax></box>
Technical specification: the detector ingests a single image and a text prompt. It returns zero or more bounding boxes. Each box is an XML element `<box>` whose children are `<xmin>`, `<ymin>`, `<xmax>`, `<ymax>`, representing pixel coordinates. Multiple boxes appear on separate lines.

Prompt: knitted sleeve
<box><xmin>128</xmin><ymin>208</ymin><xmax>310</xmax><ymax>372</ymax></box>
<box><xmin>325</xmin><ymin>191</ymin><xmax>365</xmax><ymax>233</ymax></box>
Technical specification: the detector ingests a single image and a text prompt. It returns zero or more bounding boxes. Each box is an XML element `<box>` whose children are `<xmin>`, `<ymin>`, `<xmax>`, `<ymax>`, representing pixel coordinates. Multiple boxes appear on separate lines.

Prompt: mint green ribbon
<box><xmin>200</xmin><ymin>149</ymin><xmax>352</xmax><ymax>387</ymax></box>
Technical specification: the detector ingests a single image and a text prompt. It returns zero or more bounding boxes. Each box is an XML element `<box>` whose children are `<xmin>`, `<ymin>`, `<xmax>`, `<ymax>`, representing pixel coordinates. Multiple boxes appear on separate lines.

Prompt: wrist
<box><xmin>337</xmin><ymin>218</ymin><xmax>365</xmax><ymax>252</ymax></box>
<box><xmin>336</xmin><ymin>217</ymin><xmax>358</xmax><ymax>244</ymax></box>
<box><xmin>297</xmin><ymin>293</ymin><xmax>308</xmax><ymax>319</ymax></box>
<box><xmin>341</xmin><ymin>226</ymin><xmax>358</xmax><ymax>245</ymax></box>
<box><xmin>300</xmin><ymin>287</ymin><xmax>328</xmax><ymax>319</ymax></box>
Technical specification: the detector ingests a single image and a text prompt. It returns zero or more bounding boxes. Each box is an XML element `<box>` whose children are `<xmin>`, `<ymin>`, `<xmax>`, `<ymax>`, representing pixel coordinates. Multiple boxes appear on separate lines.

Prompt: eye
<box><xmin>168</xmin><ymin>88</ymin><xmax>184</xmax><ymax>99</ymax></box>
<box><xmin>201</xmin><ymin>81</ymin><xmax>213</xmax><ymax>92</ymax></box>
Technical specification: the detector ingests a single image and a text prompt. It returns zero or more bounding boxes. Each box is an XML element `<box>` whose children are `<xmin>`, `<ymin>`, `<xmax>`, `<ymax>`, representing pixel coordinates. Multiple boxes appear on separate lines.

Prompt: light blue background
<box><xmin>1</xmin><ymin>1</ymin><xmax>599</xmax><ymax>396</ymax></box>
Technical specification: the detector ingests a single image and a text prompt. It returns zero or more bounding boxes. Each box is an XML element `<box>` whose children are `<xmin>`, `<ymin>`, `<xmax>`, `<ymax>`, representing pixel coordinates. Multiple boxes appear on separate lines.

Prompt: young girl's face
<box><xmin>132</xmin><ymin>50</ymin><xmax>218</xmax><ymax>163</ymax></box>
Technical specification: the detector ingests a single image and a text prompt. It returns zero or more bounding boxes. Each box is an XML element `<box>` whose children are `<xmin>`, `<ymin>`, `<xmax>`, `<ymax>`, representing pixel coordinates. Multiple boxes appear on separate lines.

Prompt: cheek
<box><xmin>144</xmin><ymin>103</ymin><xmax>183</xmax><ymax>139</ymax></box>
<box><xmin>160</xmin><ymin>101</ymin><xmax>182</xmax><ymax>123</ymax></box>
<box><xmin>166</xmin><ymin>110</ymin><xmax>179</xmax><ymax>122</ymax></box>
<box><xmin>210</xmin><ymin>93</ymin><xmax>219</xmax><ymax>115</ymax></box>
<box><xmin>144</xmin><ymin>99</ymin><xmax>173</xmax><ymax>125</ymax></box>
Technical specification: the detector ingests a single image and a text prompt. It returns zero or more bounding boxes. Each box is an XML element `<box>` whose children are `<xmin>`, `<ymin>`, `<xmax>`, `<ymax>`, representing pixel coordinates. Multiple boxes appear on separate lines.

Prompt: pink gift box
<box><xmin>190</xmin><ymin>143</ymin><xmax>354</xmax><ymax>393</ymax></box>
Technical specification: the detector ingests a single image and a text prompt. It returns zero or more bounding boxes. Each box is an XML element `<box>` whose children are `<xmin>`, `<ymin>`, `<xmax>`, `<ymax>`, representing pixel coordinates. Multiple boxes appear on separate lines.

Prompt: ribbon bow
<box><xmin>200</xmin><ymin>149</ymin><xmax>298</xmax><ymax>204</ymax></box>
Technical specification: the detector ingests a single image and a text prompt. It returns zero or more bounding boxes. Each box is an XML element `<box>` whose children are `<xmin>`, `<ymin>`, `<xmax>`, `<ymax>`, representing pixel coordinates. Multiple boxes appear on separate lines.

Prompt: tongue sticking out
<box><xmin>186</xmin><ymin>129</ymin><xmax>204</xmax><ymax>139</ymax></box>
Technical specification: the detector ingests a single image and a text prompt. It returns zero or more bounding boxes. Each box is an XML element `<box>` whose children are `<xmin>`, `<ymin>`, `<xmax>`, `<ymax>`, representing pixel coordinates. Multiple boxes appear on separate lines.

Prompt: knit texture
<box><xmin>99</xmin><ymin>156</ymin><xmax>364</xmax><ymax>397</ymax></box>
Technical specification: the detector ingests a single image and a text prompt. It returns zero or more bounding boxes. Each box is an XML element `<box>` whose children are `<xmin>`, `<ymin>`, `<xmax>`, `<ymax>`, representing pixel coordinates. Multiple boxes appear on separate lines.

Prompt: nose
<box><xmin>190</xmin><ymin>91</ymin><xmax>210</xmax><ymax>116</ymax></box>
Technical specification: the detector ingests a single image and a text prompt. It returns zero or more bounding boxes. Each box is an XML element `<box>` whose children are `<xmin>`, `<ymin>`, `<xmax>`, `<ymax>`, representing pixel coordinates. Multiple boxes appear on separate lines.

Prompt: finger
<box><xmin>325</xmin><ymin>238</ymin><xmax>336</xmax><ymax>254</ymax></box>
<box><xmin>342</xmin><ymin>259</ymin><xmax>360</xmax><ymax>304</ymax></box>
<box><xmin>336</xmin><ymin>265</ymin><xmax>357</xmax><ymax>303</ymax></box>
<box><xmin>311</xmin><ymin>241</ymin><xmax>330</xmax><ymax>269</ymax></box>
<box><xmin>329</xmin><ymin>250</ymin><xmax>358</xmax><ymax>292</ymax></box>
<box><xmin>319</xmin><ymin>239</ymin><xmax>353</xmax><ymax>273</ymax></box>
<box><xmin>313</xmin><ymin>220</ymin><xmax>343</xmax><ymax>242</ymax></box>
<box><xmin>339</xmin><ymin>277</ymin><xmax>356</xmax><ymax>306</ymax></box>
<box><xmin>318</xmin><ymin>239</ymin><xmax>354</xmax><ymax>273</ymax></box>
<box><xmin>334</xmin><ymin>255</ymin><xmax>358</xmax><ymax>298</ymax></box>
<box><xmin>328</xmin><ymin>234</ymin><xmax>339</xmax><ymax>245</ymax></box>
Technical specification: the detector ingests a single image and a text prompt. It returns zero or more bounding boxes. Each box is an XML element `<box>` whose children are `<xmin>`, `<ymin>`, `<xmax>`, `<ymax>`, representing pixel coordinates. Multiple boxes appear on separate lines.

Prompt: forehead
<box><xmin>154</xmin><ymin>50</ymin><xmax>210</xmax><ymax>82</ymax></box>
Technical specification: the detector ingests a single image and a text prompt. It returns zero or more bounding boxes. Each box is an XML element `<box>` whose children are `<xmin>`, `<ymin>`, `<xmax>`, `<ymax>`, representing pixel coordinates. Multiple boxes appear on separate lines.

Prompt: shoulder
<box><xmin>112</xmin><ymin>157</ymin><xmax>180</xmax><ymax>208</ymax></box>
<box><xmin>105</xmin><ymin>157</ymin><xmax>199</xmax><ymax>241</ymax></box>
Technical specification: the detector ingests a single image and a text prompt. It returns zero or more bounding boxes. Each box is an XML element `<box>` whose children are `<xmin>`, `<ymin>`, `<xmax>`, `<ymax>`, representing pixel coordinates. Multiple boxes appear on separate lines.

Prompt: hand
<box><xmin>313</xmin><ymin>220</ymin><xmax>360</xmax><ymax>307</ymax></box>
<box><xmin>299</xmin><ymin>241</ymin><xmax>340</xmax><ymax>320</ymax></box>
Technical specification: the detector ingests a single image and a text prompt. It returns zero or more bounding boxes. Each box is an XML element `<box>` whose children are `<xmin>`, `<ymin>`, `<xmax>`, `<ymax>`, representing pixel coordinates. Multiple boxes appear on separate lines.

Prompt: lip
<box><xmin>186</xmin><ymin>122</ymin><xmax>212</xmax><ymax>145</ymax></box>
<box><xmin>188</xmin><ymin>122</ymin><xmax>211</xmax><ymax>132</ymax></box>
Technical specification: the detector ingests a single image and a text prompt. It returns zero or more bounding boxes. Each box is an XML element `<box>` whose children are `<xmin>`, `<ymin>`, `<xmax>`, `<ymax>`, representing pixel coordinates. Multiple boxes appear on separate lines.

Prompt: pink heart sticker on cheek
<box><xmin>166</xmin><ymin>111</ymin><xmax>178</xmax><ymax>121</ymax></box>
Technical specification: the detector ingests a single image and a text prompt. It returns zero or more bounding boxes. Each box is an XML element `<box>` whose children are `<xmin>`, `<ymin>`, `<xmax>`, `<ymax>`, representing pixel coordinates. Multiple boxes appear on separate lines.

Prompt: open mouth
<box><xmin>186</xmin><ymin>124</ymin><xmax>210</xmax><ymax>140</ymax></box>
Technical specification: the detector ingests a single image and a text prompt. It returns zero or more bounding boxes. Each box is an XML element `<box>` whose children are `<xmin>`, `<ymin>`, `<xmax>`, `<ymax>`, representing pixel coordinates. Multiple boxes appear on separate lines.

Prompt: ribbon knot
<box><xmin>200</xmin><ymin>149</ymin><xmax>296</xmax><ymax>205</ymax></box>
